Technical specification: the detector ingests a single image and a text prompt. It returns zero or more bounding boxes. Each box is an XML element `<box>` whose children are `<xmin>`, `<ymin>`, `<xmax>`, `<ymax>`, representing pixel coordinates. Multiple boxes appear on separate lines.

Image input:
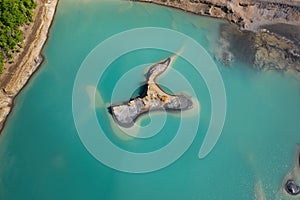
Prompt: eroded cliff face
<box><xmin>132</xmin><ymin>0</ymin><xmax>300</xmax><ymax>31</ymax></box>
<box><xmin>133</xmin><ymin>0</ymin><xmax>300</xmax><ymax>73</ymax></box>
<box><xmin>0</xmin><ymin>0</ymin><xmax>59</xmax><ymax>131</ymax></box>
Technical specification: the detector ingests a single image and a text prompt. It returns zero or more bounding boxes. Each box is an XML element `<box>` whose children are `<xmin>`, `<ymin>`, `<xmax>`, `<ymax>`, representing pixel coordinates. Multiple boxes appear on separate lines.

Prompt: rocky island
<box><xmin>110</xmin><ymin>56</ymin><xmax>193</xmax><ymax>127</ymax></box>
<box><xmin>282</xmin><ymin>148</ymin><xmax>300</xmax><ymax>196</ymax></box>
<box><xmin>0</xmin><ymin>0</ymin><xmax>299</xmax><ymax>133</ymax></box>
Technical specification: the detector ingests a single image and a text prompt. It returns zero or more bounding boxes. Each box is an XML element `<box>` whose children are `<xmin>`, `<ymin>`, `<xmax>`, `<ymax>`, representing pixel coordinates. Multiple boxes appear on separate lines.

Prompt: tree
<box><xmin>0</xmin><ymin>0</ymin><xmax>37</xmax><ymax>72</ymax></box>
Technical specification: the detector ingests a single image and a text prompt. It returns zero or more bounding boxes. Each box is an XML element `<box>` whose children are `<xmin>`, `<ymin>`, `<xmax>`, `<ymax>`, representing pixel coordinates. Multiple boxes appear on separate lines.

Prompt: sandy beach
<box><xmin>0</xmin><ymin>0</ymin><xmax>59</xmax><ymax>132</ymax></box>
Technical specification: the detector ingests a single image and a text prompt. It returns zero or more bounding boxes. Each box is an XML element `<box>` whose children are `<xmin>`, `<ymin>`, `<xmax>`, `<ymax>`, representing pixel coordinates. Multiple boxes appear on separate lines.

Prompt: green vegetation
<box><xmin>0</xmin><ymin>0</ymin><xmax>37</xmax><ymax>73</ymax></box>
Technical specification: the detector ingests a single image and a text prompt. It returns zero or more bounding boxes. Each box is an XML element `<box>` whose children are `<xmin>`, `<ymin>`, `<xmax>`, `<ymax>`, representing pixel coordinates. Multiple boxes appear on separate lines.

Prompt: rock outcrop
<box><xmin>285</xmin><ymin>180</ymin><xmax>300</xmax><ymax>195</ymax></box>
<box><xmin>132</xmin><ymin>0</ymin><xmax>300</xmax><ymax>32</ymax></box>
<box><xmin>254</xmin><ymin>28</ymin><xmax>300</xmax><ymax>72</ymax></box>
<box><xmin>216</xmin><ymin>23</ymin><xmax>300</xmax><ymax>71</ymax></box>
<box><xmin>133</xmin><ymin>0</ymin><xmax>300</xmax><ymax>72</ymax></box>
<box><xmin>110</xmin><ymin>56</ymin><xmax>193</xmax><ymax>127</ymax></box>
<box><xmin>281</xmin><ymin>148</ymin><xmax>300</xmax><ymax>197</ymax></box>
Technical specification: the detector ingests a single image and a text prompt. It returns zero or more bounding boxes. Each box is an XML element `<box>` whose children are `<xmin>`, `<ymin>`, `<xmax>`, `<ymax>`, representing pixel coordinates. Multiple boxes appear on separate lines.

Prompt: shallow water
<box><xmin>0</xmin><ymin>0</ymin><xmax>300</xmax><ymax>199</ymax></box>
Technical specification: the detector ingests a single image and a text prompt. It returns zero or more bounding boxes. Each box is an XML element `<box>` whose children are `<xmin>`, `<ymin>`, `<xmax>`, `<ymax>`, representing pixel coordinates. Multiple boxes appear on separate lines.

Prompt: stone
<box><xmin>110</xmin><ymin>56</ymin><xmax>193</xmax><ymax>127</ymax></box>
<box><xmin>285</xmin><ymin>180</ymin><xmax>300</xmax><ymax>196</ymax></box>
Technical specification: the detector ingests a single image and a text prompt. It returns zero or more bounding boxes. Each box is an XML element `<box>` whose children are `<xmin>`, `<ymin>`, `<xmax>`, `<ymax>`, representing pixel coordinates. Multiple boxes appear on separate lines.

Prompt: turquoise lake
<box><xmin>1</xmin><ymin>0</ymin><xmax>300</xmax><ymax>199</ymax></box>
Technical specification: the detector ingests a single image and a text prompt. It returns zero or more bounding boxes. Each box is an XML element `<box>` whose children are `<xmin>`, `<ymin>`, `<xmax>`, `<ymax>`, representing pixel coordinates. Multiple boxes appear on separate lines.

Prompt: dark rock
<box><xmin>254</xmin><ymin>29</ymin><xmax>300</xmax><ymax>72</ymax></box>
<box><xmin>215</xmin><ymin>22</ymin><xmax>300</xmax><ymax>73</ymax></box>
<box><xmin>133</xmin><ymin>0</ymin><xmax>300</xmax><ymax>74</ymax></box>
<box><xmin>216</xmin><ymin>24</ymin><xmax>255</xmax><ymax>66</ymax></box>
<box><xmin>221</xmin><ymin>6</ymin><xmax>230</xmax><ymax>13</ymax></box>
<box><xmin>110</xmin><ymin>56</ymin><xmax>193</xmax><ymax>127</ymax></box>
<box><xmin>285</xmin><ymin>180</ymin><xmax>300</xmax><ymax>195</ymax></box>
<box><xmin>220</xmin><ymin>51</ymin><xmax>234</xmax><ymax>66</ymax></box>
<box><xmin>261</xmin><ymin>23</ymin><xmax>300</xmax><ymax>47</ymax></box>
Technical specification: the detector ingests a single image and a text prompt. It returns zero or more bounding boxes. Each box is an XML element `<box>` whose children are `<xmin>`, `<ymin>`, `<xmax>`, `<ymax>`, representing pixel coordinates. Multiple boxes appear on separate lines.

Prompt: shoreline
<box><xmin>133</xmin><ymin>0</ymin><xmax>300</xmax><ymax>72</ymax></box>
<box><xmin>0</xmin><ymin>0</ymin><xmax>299</xmax><ymax>134</ymax></box>
<box><xmin>132</xmin><ymin>0</ymin><xmax>300</xmax><ymax>33</ymax></box>
<box><xmin>110</xmin><ymin>57</ymin><xmax>193</xmax><ymax>128</ymax></box>
<box><xmin>0</xmin><ymin>0</ymin><xmax>59</xmax><ymax>133</ymax></box>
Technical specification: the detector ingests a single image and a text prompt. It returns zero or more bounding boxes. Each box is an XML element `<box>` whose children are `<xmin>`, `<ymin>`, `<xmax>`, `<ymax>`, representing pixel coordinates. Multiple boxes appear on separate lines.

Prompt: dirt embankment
<box><xmin>133</xmin><ymin>0</ymin><xmax>300</xmax><ymax>72</ymax></box>
<box><xmin>0</xmin><ymin>0</ymin><xmax>299</xmax><ymax>133</ymax></box>
<box><xmin>132</xmin><ymin>0</ymin><xmax>300</xmax><ymax>31</ymax></box>
<box><xmin>0</xmin><ymin>0</ymin><xmax>59</xmax><ymax>132</ymax></box>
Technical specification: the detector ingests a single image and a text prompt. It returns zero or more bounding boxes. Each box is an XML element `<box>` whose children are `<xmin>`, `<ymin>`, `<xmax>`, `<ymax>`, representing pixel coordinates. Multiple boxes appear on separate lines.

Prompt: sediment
<box><xmin>217</xmin><ymin>23</ymin><xmax>300</xmax><ymax>71</ymax></box>
<box><xmin>131</xmin><ymin>0</ymin><xmax>300</xmax><ymax>32</ymax></box>
<box><xmin>1</xmin><ymin>0</ymin><xmax>300</xmax><ymax>132</ymax></box>
<box><xmin>132</xmin><ymin>0</ymin><xmax>300</xmax><ymax>72</ymax></box>
<box><xmin>0</xmin><ymin>0</ymin><xmax>59</xmax><ymax>132</ymax></box>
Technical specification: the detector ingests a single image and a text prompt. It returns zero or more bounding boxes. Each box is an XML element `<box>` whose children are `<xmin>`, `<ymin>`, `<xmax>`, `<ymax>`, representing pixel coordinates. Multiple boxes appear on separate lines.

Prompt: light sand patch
<box><xmin>254</xmin><ymin>180</ymin><xmax>266</xmax><ymax>200</ymax></box>
<box><xmin>86</xmin><ymin>85</ymin><xmax>140</xmax><ymax>140</ymax></box>
<box><xmin>86</xmin><ymin>85</ymin><xmax>104</xmax><ymax>109</ymax></box>
<box><xmin>108</xmin><ymin>111</ymin><xmax>138</xmax><ymax>141</ymax></box>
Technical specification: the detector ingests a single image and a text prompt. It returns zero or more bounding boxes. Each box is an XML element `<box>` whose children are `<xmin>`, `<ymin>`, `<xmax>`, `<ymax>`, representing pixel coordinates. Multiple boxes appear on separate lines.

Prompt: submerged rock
<box><xmin>220</xmin><ymin>51</ymin><xmax>234</xmax><ymax>66</ymax></box>
<box><xmin>134</xmin><ymin>0</ymin><xmax>300</xmax><ymax>74</ymax></box>
<box><xmin>281</xmin><ymin>148</ymin><xmax>300</xmax><ymax>197</ymax></box>
<box><xmin>110</xmin><ymin>56</ymin><xmax>193</xmax><ymax>127</ymax></box>
<box><xmin>215</xmin><ymin>22</ymin><xmax>300</xmax><ymax>73</ymax></box>
<box><xmin>216</xmin><ymin>23</ymin><xmax>256</xmax><ymax>66</ymax></box>
<box><xmin>254</xmin><ymin>28</ymin><xmax>300</xmax><ymax>72</ymax></box>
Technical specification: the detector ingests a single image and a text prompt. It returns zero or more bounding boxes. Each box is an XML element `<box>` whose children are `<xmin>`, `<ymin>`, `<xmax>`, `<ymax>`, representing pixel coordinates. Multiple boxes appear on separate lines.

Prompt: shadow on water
<box><xmin>130</xmin><ymin>83</ymin><xmax>148</xmax><ymax>99</ymax></box>
<box><xmin>219</xmin><ymin>23</ymin><xmax>257</xmax><ymax>65</ymax></box>
<box><xmin>107</xmin><ymin>106</ymin><xmax>113</xmax><ymax>115</ymax></box>
<box><xmin>107</xmin><ymin>83</ymin><xmax>148</xmax><ymax>116</ymax></box>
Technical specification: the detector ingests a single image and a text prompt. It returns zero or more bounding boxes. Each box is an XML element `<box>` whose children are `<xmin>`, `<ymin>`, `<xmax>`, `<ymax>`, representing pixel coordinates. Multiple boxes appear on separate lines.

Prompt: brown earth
<box><xmin>132</xmin><ymin>0</ymin><xmax>300</xmax><ymax>32</ymax></box>
<box><xmin>132</xmin><ymin>0</ymin><xmax>300</xmax><ymax>73</ymax></box>
<box><xmin>0</xmin><ymin>0</ymin><xmax>59</xmax><ymax>132</ymax></box>
<box><xmin>0</xmin><ymin>0</ymin><xmax>300</xmax><ymax>133</ymax></box>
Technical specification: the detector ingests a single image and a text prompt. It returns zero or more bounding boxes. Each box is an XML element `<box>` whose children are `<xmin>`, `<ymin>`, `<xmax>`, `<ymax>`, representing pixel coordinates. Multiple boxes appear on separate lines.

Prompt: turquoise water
<box><xmin>0</xmin><ymin>0</ymin><xmax>300</xmax><ymax>199</ymax></box>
